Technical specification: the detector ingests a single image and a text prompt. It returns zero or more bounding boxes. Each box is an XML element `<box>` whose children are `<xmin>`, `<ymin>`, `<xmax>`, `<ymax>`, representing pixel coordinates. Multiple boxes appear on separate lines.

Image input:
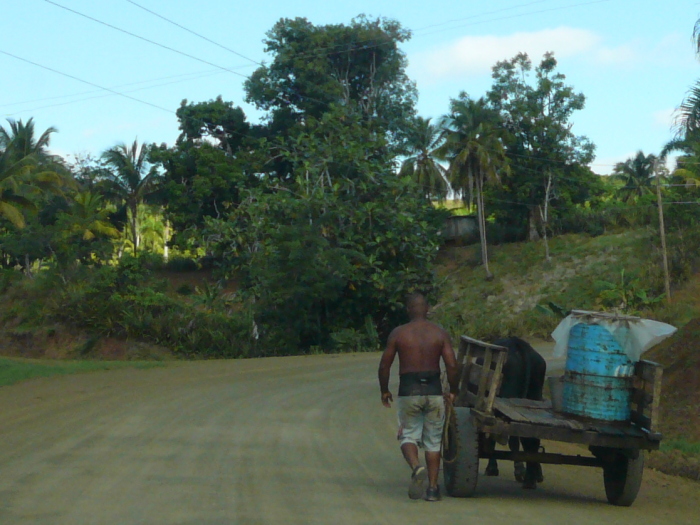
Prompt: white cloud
<box><xmin>410</xmin><ymin>27</ymin><xmax>636</xmax><ymax>83</ymax></box>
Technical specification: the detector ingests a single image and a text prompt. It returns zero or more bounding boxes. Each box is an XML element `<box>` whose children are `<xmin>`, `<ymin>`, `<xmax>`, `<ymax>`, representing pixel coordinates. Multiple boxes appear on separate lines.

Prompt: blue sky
<box><xmin>1</xmin><ymin>0</ymin><xmax>698</xmax><ymax>173</ymax></box>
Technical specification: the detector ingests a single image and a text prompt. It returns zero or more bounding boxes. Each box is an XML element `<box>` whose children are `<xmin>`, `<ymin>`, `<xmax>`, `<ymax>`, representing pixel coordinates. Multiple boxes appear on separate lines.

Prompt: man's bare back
<box><xmin>377</xmin><ymin>294</ymin><xmax>458</xmax><ymax>404</ymax></box>
<box><xmin>389</xmin><ymin>319</ymin><xmax>452</xmax><ymax>375</ymax></box>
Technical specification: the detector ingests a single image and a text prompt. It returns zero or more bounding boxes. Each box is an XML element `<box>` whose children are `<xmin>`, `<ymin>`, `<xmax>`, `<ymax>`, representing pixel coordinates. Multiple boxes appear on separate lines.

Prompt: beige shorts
<box><xmin>396</xmin><ymin>395</ymin><xmax>445</xmax><ymax>453</ymax></box>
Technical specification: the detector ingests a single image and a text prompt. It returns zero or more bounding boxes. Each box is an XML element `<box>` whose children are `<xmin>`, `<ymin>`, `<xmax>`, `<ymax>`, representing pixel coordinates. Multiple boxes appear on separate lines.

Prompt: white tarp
<box><xmin>552</xmin><ymin>310</ymin><xmax>677</xmax><ymax>362</ymax></box>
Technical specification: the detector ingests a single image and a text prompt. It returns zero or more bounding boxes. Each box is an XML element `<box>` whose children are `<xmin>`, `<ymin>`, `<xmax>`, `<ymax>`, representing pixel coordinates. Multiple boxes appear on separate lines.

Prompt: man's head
<box><xmin>406</xmin><ymin>292</ymin><xmax>429</xmax><ymax>321</ymax></box>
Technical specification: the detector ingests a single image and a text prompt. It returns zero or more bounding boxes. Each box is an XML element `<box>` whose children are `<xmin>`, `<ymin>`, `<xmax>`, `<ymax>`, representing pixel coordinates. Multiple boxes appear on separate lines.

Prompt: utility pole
<box><xmin>655</xmin><ymin>163</ymin><xmax>672</xmax><ymax>302</ymax></box>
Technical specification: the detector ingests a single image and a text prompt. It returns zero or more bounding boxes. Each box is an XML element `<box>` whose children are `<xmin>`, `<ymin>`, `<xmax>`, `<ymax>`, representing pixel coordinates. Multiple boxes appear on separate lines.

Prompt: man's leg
<box><xmin>401</xmin><ymin>443</ymin><xmax>420</xmax><ymax>470</ymax></box>
<box><xmin>397</xmin><ymin>397</ymin><xmax>428</xmax><ymax>499</ymax></box>
<box><xmin>425</xmin><ymin>451</ymin><xmax>441</xmax><ymax>489</ymax></box>
<box><xmin>422</xmin><ymin>396</ymin><xmax>446</xmax><ymax>500</ymax></box>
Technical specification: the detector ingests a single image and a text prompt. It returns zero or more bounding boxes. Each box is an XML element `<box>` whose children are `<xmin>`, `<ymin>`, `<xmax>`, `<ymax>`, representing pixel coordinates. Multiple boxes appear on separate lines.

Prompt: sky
<box><xmin>1</xmin><ymin>0</ymin><xmax>698</xmax><ymax>174</ymax></box>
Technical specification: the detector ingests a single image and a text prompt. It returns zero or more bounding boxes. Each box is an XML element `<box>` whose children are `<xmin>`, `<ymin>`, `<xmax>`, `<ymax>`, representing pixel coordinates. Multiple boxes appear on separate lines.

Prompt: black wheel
<box><xmin>603</xmin><ymin>451</ymin><xmax>644</xmax><ymax>506</ymax></box>
<box><xmin>443</xmin><ymin>407</ymin><xmax>479</xmax><ymax>497</ymax></box>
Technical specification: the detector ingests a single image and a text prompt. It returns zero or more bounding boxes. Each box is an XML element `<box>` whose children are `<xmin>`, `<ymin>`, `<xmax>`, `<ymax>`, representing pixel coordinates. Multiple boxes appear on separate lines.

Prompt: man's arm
<box><xmin>378</xmin><ymin>329</ymin><xmax>399</xmax><ymax>407</ymax></box>
<box><xmin>441</xmin><ymin>332</ymin><xmax>459</xmax><ymax>398</ymax></box>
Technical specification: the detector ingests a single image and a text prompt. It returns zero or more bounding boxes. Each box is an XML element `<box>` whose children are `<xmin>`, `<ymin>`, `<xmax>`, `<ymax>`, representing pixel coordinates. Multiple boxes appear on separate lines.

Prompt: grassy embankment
<box><xmin>433</xmin><ymin>228</ymin><xmax>698</xmax><ymax>341</ymax></box>
<box><xmin>0</xmin><ymin>357</ymin><xmax>163</xmax><ymax>388</ymax></box>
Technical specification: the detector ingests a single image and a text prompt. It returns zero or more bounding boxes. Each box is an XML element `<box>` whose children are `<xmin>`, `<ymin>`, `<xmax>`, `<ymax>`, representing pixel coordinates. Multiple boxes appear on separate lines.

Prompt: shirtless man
<box><xmin>378</xmin><ymin>293</ymin><xmax>459</xmax><ymax>501</ymax></box>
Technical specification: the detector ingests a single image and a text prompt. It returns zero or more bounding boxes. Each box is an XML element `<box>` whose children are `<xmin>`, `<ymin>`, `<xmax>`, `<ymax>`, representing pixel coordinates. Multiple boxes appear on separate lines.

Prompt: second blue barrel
<box><xmin>561</xmin><ymin>322</ymin><xmax>634</xmax><ymax>421</ymax></box>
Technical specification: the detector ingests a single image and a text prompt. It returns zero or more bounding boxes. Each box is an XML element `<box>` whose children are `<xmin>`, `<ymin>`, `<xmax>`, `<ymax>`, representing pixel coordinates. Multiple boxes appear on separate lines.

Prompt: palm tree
<box><xmin>673</xmin><ymin>19</ymin><xmax>700</xmax><ymax>137</ymax></box>
<box><xmin>0</xmin><ymin>120</ymin><xmax>64</xmax><ymax>228</ymax></box>
<box><xmin>438</xmin><ymin>96</ymin><xmax>509</xmax><ymax>279</ymax></box>
<box><xmin>100</xmin><ymin>139</ymin><xmax>161</xmax><ymax>251</ymax></box>
<box><xmin>661</xmin><ymin>132</ymin><xmax>700</xmax><ymax>186</ymax></box>
<box><xmin>0</xmin><ymin>118</ymin><xmax>57</xmax><ymax>164</ymax></box>
<box><xmin>612</xmin><ymin>151</ymin><xmax>660</xmax><ymax>202</ymax></box>
<box><xmin>399</xmin><ymin>117</ymin><xmax>449</xmax><ymax>201</ymax></box>
<box><xmin>57</xmin><ymin>192</ymin><xmax>120</xmax><ymax>241</ymax></box>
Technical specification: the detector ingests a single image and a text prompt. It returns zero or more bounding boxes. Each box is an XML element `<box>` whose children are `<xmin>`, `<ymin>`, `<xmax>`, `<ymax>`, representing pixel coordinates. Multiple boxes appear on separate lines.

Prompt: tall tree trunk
<box><xmin>163</xmin><ymin>220</ymin><xmax>170</xmax><ymax>262</ymax></box>
<box><xmin>130</xmin><ymin>203</ymin><xmax>138</xmax><ymax>252</ymax></box>
<box><xmin>476</xmin><ymin>175</ymin><xmax>493</xmax><ymax>280</ymax></box>
<box><xmin>539</xmin><ymin>171</ymin><xmax>553</xmax><ymax>262</ymax></box>
<box><xmin>528</xmin><ymin>207</ymin><xmax>541</xmax><ymax>242</ymax></box>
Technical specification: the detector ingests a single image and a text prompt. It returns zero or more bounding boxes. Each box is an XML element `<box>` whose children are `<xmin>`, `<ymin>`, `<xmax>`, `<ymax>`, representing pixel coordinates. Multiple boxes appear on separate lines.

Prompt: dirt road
<box><xmin>0</xmin><ymin>353</ymin><xmax>697</xmax><ymax>524</ymax></box>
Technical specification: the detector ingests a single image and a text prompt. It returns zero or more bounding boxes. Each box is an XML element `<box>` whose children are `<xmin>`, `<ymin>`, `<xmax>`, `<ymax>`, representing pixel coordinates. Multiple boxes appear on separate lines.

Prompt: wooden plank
<box><xmin>484</xmin><ymin>450</ymin><xmax>603</xmax><ymax>467</ymax></box>
<box><xmin>491</xmin><ymin>400</ymin><xmax>587</xmax><ymax>431</ymax></box>
<box><xmin>460</xmin><ymin>335</ymin><xmax>509</xmax><ymax>351</ymax></box>
<box><xmin>503</xmin><ymin>399</ymin><xmax>553</xmax><ymax>409</ymax></box>
<box><xmin>649</xmin><ymin>366</ymin><xmax>663</xmax><ymax>432</ymax></box>
<box><xmin>484</xmin><ymin>350</ymin><xmax>506</xmax><ymax>414</ymax></box>
<box><xmin>476</xmin><ymin>350</ymin><xmax>493</xmax><ymax>410</ymax></box>
<box><xmin>479</xmin><ymin>420</ymin><xmax>660</xmax><ymax>450</ymax></box>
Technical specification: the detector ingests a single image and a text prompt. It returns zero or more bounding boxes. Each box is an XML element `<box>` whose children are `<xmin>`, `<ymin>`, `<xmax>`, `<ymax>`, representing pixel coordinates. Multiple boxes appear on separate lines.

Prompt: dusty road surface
<box><xmin>1</xmin><ymin>352</ymin><xmax>698</xmax><ymax>525</ymax></box>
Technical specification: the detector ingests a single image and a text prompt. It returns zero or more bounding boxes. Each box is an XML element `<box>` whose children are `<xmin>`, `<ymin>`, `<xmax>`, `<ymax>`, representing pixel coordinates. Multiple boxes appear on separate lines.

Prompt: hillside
<box><xmin>433</xmin><ymin>229</ymin><xmax>699</xmax><ymax>341</ymax></box>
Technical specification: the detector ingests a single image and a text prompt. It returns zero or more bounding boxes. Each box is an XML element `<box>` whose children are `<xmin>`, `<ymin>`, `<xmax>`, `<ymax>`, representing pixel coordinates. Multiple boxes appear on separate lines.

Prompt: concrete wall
<box><xmin>442</xmin><ymin>215</ymin><xmax>478</xmax><ymax>242</ymax></box>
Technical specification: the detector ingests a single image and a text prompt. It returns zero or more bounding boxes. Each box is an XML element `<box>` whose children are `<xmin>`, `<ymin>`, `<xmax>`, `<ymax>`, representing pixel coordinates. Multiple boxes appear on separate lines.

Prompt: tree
<box><xmin>399</xmin><ymin>117</ymin><xmax>449</xmax><ymax>202</ymax></box>
<box><xmin>0</xmin><ymin>118</ymin><xmax>57</xmax><ymax>164</ymax></box>
<box><xmin>205</xmin><ymin>105</ymin><xmax>446</xmax><ymax>351</ymax></box>
<box><xmin>613</xmin><ymin>151</ymin><xmax>662</xmax><ymax>203</ymax></box>
<box><xmin>0</xmin><ymin>119</ymin><xmax>65</xmax><ymax>228</ymax></box>
<box><xmin>244</xmin><ymin>15</ymin><xmax>417</xmax><ymax>152</ymax></box>
<box><xmin>673</xmin><ymin>20</ymin><xmax>700</xmax><ymax>137</ymax></box>
<box><xmin>486</xmin><ymin>53</ymin><xmax>595</xmax><ymax>244</ymax></box>
<box><xmin>101</xmin><ymin>140</ymin><xmax>161</xmax><ymax>251</ymax></box>
<box><xmin>438</xmin><ymin>95</ymin><xmax>509</xmax><ymax>279</ymax></box>
<box><xmin>151</xmin><ymin>99</ymin><xmax>257</xmax><ymax>250</ymax></box>
<box><xmin>176</xmin><ymin>96</ymin><xmax>251</xmax><ymax>154</ymax></box>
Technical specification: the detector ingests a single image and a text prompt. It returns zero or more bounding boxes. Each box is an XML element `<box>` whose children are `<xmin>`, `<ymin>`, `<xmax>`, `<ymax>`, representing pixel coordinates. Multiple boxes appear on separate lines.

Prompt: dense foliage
<box><xmin>1</xmin><ymin>15</ymin><xmax>699</xmax><ymax>358</ymax></box>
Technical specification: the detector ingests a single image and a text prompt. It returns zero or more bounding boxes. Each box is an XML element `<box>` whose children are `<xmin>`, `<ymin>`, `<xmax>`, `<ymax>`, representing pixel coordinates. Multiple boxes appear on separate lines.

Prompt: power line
<box><xmin>416</xmin><ymin>0</ymin><xmax>553</xmax><ymax>32</ymax></box>
<box><xmin>43</xmin><ymin>0</ymin><xmax>331</xmax><ymax>110</ymax></box>
<box><xmin>415</xmin><ymin>0</ymin><xmax>611</xmax><ymax>37</ymax></box>
<box><xmin>3</xmin><ymin>67</ymin><xmax>226</xmax><ymax>118</ymax></box>
<box><xmin>124</xmin><ymin>0</ymin><xmax>261</xmax><ymax>66</ymax></box>
<box><xmin>12</xmin><ymin>0</ymin><xmax>611</xmax><ymax>117</ymax></box>
<box><xmin>0</xmin><ymin>49</ymin><xmax>175</xmax><ymax>116</ymax></box>
<box><xmin>43</xmin><ymin>0</ymin><xmax>250</xmax><ymax>80</ymax></box>
<box><xmin>0</xmin><ymin>49</ymin><xmax>254</xmax><ymax>143</ymax></box>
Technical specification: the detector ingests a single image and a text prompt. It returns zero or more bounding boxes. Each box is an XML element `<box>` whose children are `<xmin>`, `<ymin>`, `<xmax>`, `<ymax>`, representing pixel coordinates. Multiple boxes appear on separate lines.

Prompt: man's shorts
<box><xmin>396</xmin><ymin>395</ymin><xmax>445</xmax><ymax>453</ymax></box>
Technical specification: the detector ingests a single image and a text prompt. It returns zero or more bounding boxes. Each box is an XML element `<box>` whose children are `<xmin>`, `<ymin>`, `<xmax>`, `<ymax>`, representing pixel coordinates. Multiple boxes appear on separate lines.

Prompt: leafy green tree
<box><xmin>438</xmin><ymin>94</ymin><xmax>509</xmax><ymax>279</ymax></box>
<box><xmin>205</xmin><ymin>106</ymin><xmax>446</xmax><ymax>351</ymax></box>
<box><xmin>101</xmin><ymin>139</ymin><xmax>161</xmax><ymax>251</ymax></box>
<box><xmin>399</xmin><ymin>117</ymin><xmax>449</xmax><ymax>201</ymax></box>
<box><xmin>613</xmin><ymin>151</ymin><xmax>663</xmax><ymax>203</ymax></box>
<box><xmin>244</xmin><ymin>15</ymin><xmax>417</xmax><ymax>151</ymax></box>
<box><xmin>151</xmin><ymin>98</ymin><xmax>259</xmax><ymax>250</ymax></box>
<box><xmin>176</xmin><ymin>96</ymin><xmax>251</xmax><ymax>154</ymax></box>
<box><xmin>486</xmin><ymin>53</ymin><xmax>595</xmax><ymax>243</ymax></box>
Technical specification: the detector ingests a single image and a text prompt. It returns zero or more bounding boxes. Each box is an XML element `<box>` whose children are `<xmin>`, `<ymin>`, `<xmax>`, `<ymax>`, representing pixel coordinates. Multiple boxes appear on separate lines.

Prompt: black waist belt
<box><xmin>398</xmin><ymin>372</ymin><xmax>442</xmax><ymax>397</ymax></box>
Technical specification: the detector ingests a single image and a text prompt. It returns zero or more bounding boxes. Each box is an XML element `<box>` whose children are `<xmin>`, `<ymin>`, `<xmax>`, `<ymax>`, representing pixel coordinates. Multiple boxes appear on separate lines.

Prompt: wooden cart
<box><xmin>442</xmin><ymin>335</ymin><xmax>663</xmax><ymax>506</ymax></box>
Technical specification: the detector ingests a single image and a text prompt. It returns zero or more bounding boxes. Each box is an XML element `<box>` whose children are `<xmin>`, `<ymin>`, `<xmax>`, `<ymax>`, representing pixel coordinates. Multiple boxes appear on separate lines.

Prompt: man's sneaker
<box><xmin>425</xmin><ymin>485</ymin><xmax>441</xmax><ymax>502</ymax></box>
<box><xmin>408</xmin><ymin>466</ymin><xmax>427</xmax><ymax>499</ymax></box>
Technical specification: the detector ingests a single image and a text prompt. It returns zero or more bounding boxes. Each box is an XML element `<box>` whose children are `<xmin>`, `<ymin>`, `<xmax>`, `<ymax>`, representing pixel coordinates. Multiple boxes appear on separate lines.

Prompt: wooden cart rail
<box><xmin>454</xmin><ymin>335</ymin><xmax>508</xmax><ymax>415</ymax></box>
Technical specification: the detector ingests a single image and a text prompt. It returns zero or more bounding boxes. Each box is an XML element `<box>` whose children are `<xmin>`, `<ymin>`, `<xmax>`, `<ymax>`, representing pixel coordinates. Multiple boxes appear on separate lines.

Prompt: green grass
<box><xmin>433</xmin><ymin>229</ymin><xmax>671</xmax><ymax>341</ymax></box>
<box><xmin>0</xmin><ymin>357</ymin><xmax>164</xmax><ymax>388</ymax></box>
<box><xmin>660</xmin><ymin>439</ymin><xmax>700</xmax><ymax>456</ymax></box>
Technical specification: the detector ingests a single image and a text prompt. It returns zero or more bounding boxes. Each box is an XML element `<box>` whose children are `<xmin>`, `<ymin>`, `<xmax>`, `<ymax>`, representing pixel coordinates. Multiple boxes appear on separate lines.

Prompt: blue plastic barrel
<box><xmin>561</xmin><ymin>323</ymin><xmax>634</xmax><ymax>421</ymax></box>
